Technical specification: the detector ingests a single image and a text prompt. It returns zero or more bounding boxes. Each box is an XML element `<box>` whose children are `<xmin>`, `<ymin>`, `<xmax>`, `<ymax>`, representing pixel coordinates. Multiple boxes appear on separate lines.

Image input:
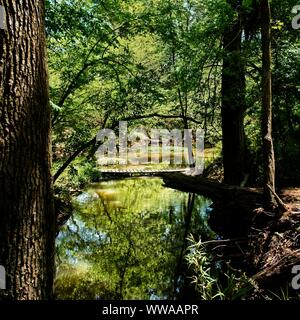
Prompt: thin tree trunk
<box><xmin>221</xmin><ymin>1</ymin><xmax>247</xmax><ymax>185</ymax></box>
<box><xmin>0</xmin><ymin>1</ymin><xmax>55</xmax><ymax>300</ymax></box>
<box><xmin>260</xmin><ymin>0</ymin><xmax>277</xmax><ymax>210</ymax></box>
<box><xmin>53</xmin><ymin>137</ymin><xmax>96</xmax><ymax>183</ymax></box>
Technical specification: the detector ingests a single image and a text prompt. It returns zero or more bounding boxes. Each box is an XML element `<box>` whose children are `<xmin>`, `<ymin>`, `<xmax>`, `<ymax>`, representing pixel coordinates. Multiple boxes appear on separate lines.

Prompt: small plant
<box><xmin>265</xmin><ymin>285</ymin><xmax>300</xmax><ymax>301</ymax></box>
<box><xmin>186</xmin><ymin>235</ymin><xmax>257</xmax><ymax>300</ymax></box>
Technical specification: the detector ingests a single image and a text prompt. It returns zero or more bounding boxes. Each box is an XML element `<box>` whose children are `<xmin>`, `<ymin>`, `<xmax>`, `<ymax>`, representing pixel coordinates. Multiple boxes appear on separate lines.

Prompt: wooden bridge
<box><xmin>100</xmin><ymin>168</ymin><xmax>187</xmax><ymax>177</ymax></box>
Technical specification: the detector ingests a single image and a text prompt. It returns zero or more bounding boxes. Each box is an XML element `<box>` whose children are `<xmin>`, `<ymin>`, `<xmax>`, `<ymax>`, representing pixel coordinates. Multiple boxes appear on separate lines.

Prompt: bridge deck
<box><xmin>100</xmin><ymin>168</ymin><xmax>187</xmax><ymax>175</ymax></box>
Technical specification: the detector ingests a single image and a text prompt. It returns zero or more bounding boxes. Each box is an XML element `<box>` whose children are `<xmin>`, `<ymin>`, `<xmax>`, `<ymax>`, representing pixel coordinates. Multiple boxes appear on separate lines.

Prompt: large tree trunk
<box><xmin>0</xmin><ymin>1</ymin><xmax>55</xmax><ymax>300</ymax></box>
<box><xmin>260</xmin><ymin>0</ymin><xmax>277</xmax><ymax>210</ymax></box>
<box><xmin>221</xmin><ymin>1</ymin><xmax>247</xmax><ymax>186</ymax></box>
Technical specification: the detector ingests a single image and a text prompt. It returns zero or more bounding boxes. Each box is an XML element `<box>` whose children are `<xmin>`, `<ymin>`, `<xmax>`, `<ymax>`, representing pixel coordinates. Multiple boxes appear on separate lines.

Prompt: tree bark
<box><xmin>260</xmin><ymin>0</ymin><xmax>277</xmax><ymax>210</ymax></box>
<box><xmin>221</xmin><ymin>1</ymin><xmax>247</xmax><ymax>186</ymax></box>
<box><xmin>0</xmin><ymin>1</ymin><xmax>55</xmax><ymax>300</ymax></box>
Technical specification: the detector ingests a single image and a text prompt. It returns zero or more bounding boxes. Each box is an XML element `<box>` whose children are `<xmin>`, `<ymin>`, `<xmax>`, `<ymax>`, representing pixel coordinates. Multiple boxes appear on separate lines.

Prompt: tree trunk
<box><xmin>261</xmin><ymin>0</ymin><xmax>277</xmax><ymax>210</ymax></box>
<box><xmin>0</xmin><ymin>1</ymin><xmax>55</xmax><ymax>300</ymax></box>
<box><xmin>221</xmin><ymin>1</ymin><xmax>247</xmax><ymax>185</ymax></box>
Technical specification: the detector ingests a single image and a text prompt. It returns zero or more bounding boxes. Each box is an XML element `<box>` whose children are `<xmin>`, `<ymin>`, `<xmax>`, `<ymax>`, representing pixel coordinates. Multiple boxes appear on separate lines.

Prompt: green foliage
<box><xmin>55</xmin><ymin>263</ymin><xmax>118</xmax><ymax>300</ymax></box>
<box><xmin>47</xmin><ymin>0</ymin><xmax>300</xmax><ymax>301</ymax></box>
<box><xmin>47</xmin><ymin>0</ymin><xmax>231</xmax><ymax>189</ymax></box>
<box><xmin>55</xmin><ymin>178</ymin><xmax>215</xmax><ymax>299</ymax></box>
<box><xmin>242</xmin><ymin>0</ymin><xmax>254</xmax><ymax>10</ymax></box>
<box><xmin>186</xmin><ymin>235</ymin><xmax>257</xmax><ymax>300</ymax></box>
<box><xmin>265</xmin><ymin>285</ymin><xmax>300</xmax><ymax>300</ymax></box>
<box><xmin>47</xmin><ymin>0</ymin><xmax>300</xmax><ymax>188</ymax></box>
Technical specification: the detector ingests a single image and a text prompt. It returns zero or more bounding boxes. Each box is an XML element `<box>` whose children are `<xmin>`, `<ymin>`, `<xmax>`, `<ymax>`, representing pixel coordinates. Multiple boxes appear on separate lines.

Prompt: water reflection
<box><xmin>55</xmin><ymin>177</ymin><xmax>215</xmax><ymax>300</ymax></box>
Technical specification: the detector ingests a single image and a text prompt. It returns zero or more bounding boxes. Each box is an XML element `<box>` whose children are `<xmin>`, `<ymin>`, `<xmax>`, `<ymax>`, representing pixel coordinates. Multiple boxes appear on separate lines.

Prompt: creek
<box><xmin>55</xmin><ymin>177</ymin><xmax>216</xmax><ymax>300</ymax></box>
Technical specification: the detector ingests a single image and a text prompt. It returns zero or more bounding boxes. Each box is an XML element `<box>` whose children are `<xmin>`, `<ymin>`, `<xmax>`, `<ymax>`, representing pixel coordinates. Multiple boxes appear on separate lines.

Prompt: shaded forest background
<box><xmin>47</xmin><ymin>0</ymin><xmax>300</xmax><ymax>191</ymax></box>
<box><xmin>0</xmin><ymin>0</ymin><xmax>299</xmax><ymax>300</ymax></box>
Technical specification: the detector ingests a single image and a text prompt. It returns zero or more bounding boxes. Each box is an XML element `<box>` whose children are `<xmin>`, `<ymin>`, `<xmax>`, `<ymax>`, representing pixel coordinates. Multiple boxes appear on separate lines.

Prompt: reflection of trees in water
<box><xmin>55</xmin><ymin>178</ymin><xmax>214</xmax><ymax>299</ymax></box>
<box><xmin>172</xmin><ymin>193</ymin><xmax>195</xmax><ymax>299</ymax></box>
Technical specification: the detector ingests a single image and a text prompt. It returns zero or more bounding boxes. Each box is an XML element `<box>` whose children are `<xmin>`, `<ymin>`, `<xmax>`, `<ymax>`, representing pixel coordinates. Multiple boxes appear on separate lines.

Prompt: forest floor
<box><xmin>249</xmin><ymin>188</ymin><xmax>300</xmax><ymax>297</ymax></box>
<box><xmin>280</xmin><ymin>188</ymin><xmax>300</xmax><ymax>209</ymax></box>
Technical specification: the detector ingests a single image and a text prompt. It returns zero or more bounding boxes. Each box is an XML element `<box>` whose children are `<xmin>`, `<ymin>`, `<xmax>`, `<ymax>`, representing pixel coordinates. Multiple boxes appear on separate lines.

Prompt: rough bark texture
<box><xmin>221</xmin><ymin>0</ymin><xmax>247</xmax><ymax>186</ymax></box>
<box><xmin>0</xmin><ymin>1</ymin><xmax>55</xmax><ymax>300</ymax></box>
<box><xmin>261</xmin><ymin>0</ymin><xmax>277</xmax><ymax>209</ymax></box>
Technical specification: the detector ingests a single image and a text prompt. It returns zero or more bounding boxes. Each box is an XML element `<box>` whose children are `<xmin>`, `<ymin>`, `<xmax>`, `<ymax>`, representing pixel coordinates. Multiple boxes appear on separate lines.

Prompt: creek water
<box><xmin>55</xmin><ymin>177</ymin><xmax>216</xmax><ymax>300</ymax></box>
